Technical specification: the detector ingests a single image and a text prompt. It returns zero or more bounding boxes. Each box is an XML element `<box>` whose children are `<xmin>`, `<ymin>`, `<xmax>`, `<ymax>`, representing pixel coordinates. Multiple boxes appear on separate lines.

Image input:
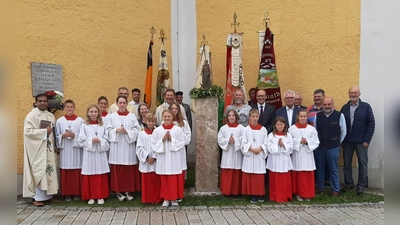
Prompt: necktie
<box><xmin>259</xmin><ymin>105</ymin><xmax>264</xmax><ymax>117</ymax></box>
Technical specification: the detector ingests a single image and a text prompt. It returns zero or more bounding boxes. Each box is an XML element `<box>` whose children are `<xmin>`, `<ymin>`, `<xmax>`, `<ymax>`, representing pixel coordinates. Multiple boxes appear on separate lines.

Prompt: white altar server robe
<box><xmin>106</xmin><ymin>112</ymin><xmax>141</xmax><ymax>165</ymax></box>
<box><xmin>151</xmin><ymin>125</ymin><xmax>185</xmax><ymax>175</ymax></box>
<box><xmin>288</xmin><ymin>124</ymin><xmax>319</xmax><ymax>171</ymax></box>
<box><xmin>78</xmin><ymin>123</ymin><xmax>110</xmax><ymax>175</ymax></box>
<box><xmin>266</xmin><ymin>133</ymin><xmax>294</xmax><ymax>172</ymax></box>
<box><xmin>136</xmin><ymin>130</ymin><xmax>157</xmax><ymax>173</ymax></box>
<box><xmin>218</xmin><ymin>124</ymin><xmax>245</xmax><ymax>169</ymax></box>
<box><xmin>55</xmin><ymin>116</ymin><xmax>84</xmax><ymax>169</ymax></box>
<box><xmin>241</xmin><ymin>126</ymin><xmax>268</xmax><ymax>174</ymax></box>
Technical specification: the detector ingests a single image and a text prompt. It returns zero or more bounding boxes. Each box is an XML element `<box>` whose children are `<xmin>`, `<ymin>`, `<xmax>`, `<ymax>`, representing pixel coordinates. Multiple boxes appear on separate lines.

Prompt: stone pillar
<box><xmin>194</xmin><ymin>96</ymin><xmax>219</xmax><ymax>192</ymax></box>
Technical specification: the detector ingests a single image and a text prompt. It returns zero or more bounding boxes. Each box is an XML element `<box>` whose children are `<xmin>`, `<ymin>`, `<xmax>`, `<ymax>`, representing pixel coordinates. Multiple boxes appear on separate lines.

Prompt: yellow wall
<box><xmin>17</xmin><ymin>0</ymin><xmax>171</xmax><ymax>173</ymax></box>
<box><xmin>197</xmin><ymin>0</ymin><xmax>360</xmax><ymax>106</ymax></box>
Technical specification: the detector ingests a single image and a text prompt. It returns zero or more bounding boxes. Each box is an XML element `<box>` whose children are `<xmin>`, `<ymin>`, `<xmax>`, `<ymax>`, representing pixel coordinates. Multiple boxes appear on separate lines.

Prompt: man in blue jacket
<box><xmin>340</xmin><ymin>86</ymin><xmax>375</xmax><ymax>194</ymax></box>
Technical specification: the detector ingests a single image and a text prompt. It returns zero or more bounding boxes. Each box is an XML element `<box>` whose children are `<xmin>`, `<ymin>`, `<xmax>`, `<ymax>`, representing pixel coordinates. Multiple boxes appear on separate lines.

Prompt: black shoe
<box><xmin>340</xmin><ymin>184</ymin><xmax>354</xmax><ymax>193</ymax></box>
<box><xmin>250</xmin><ymin>196</ymin><xmax>257</xmax><ymax>203</ymax></box>
<box><xmin>316</xmin><ymin>189</ymin><xmax>324</xmax><ymax>195</ymax></box>
<box><xmin>324</xmin><ymin>181</ymin><xmax>330</xmax><ymax>186</ymax></box>
<box><xmin>356</xmin><ymin>186</ymin><xmax>366</xmax><ymax>194</ymax></box>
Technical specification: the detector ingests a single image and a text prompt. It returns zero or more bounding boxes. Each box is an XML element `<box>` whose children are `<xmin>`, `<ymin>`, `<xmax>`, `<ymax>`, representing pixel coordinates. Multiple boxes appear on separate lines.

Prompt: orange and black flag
<box><xmin>144</xmin><ymin>40</ymin><xmax>153</xmax><ymax>107</ymax></box>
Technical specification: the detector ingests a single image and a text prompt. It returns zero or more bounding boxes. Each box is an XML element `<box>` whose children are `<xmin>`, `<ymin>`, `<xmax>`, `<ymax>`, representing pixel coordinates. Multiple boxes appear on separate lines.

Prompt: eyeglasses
<box><xmin>285</xmin><ymin>97</ymin><xmax>294</xmax><ymax>100</ymax></box>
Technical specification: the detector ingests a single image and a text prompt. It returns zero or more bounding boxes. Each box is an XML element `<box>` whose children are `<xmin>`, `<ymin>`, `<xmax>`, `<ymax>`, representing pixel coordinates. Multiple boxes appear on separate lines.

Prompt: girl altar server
<box><xmin>169</xmin><ymin>102</ymin><xmax>191</xmax><ymax>200</ymax></box>
<box><xmin>288</xmin><ymin>109</ymin><xmax>319</xmax><ymax>201</ymax></box>
<box><xmin>78</xmin><ymin>104</ymin><xmax>110</xmax><ymax>204</ymax></box>
<box><xmin>267</xmin><ymin>116</ymin><xmax>294</xmax><ymax>203</ymax></box>
<box><xmin>217</xmin><ymin>109</ymin><xmax>245</xmax><ymax>198</ymax></box>
<box><xmin>241</xmin><ymin>108</ymin><xmax>268</xmax><ymax>203</ymax></box>
<box><xmin>106</xmin><ymin>96</ymin><xmax>141</xmax><ymax>201</ymax></box>
<box><xmin>55</xmin><ymin>99</ymin><xmax>84</xmax><ymax>201</ymax></box>
<box><xmin>151</xmin><ymin>110</ymin><xmax>185</xmax><ymax>207</ymax></box>
<box><xmin>136</xmin><ymin>113</ymin><xmax>162</xmax><ymax>204</ymax></box>
<box><xmin>97</xmin><ymin>96</ymin><xmax>109</xmax><ymax>119</ymax></box>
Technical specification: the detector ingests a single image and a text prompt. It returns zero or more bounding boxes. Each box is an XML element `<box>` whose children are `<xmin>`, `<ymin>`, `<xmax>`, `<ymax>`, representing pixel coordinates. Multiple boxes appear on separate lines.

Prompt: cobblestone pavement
<box><xmin>17</xmin><ymin>201</ymin><xmax>383</xmax><ymax>225</ymax></box>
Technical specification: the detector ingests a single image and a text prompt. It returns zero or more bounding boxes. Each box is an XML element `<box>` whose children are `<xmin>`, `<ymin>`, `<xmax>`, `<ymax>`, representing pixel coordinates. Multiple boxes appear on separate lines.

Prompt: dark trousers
<box><xmin>343</xmin><ymin>143</ymin><xmax>369</xmax><ymax>188</ymax></box>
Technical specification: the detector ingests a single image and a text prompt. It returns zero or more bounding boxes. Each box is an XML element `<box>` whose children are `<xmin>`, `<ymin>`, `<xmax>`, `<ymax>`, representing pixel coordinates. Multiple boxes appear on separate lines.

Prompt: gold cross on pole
<box><xmin>231</xmin><ymin>12</ymin><xmax>240</xmax><ymax>34</ymax></box>
<box><xmin>150</xmin><ymin>26</ymin><xmax>156</xmax><ymax>41</ymax></box>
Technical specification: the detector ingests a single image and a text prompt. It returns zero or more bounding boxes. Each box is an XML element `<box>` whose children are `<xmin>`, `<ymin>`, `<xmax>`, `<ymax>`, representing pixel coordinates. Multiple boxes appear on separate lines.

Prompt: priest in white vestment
<box><xmin>23</xmin><ymin>94</ymin><xmax>59</xmax><ymax>207</ymax></box>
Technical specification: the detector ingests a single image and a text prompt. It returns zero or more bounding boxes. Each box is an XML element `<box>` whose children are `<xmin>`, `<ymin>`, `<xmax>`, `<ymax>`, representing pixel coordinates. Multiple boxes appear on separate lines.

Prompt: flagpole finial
<box><xmin>201</xmin><ymin>33</ymin><xmax>208</xmax><ymax>46</ymax></box>
<box><xmin>263</xmin><ymin>10</ymin><xmax>270</xmax><ymax>28</ymax></box>
<box><xmin>159</xmin><ymin>29</ymin><xmax>167</xmax><ymax>43</ymax></box>
<box><xmin>150</xmin><ymin>26</ymin><xmax>156</xmax><ymax>41</ymax></box>
<box><xmin>231</xmin><ymin>12</ymin><xmax>240</xmax><ymax>34</ymax></box>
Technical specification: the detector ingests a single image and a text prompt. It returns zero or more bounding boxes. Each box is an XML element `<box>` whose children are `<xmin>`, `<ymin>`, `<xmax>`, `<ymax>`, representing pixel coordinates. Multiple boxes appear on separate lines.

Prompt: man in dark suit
<box><xmin>175</xmin><ymin>91</ymin><xmax>192</xmax><ymax>131</ymax></box>
<box><xmin>251</xmin><ymin>89</ymin><xmax>275</xmax><ymax>133</ymax></box>
<box><xmin>275</xmin><ymin>90</ymin><xmax>299</xmax><ymax>127</ymax></box>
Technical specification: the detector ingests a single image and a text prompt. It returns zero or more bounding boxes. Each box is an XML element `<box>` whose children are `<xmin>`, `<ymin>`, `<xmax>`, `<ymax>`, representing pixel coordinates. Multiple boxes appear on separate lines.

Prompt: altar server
<box><xmin>241</xmin><ymin>108</ymin><xmax>268</xmax><ymax>203</ymax></box>
<box><xmin>288</xmin><ymin>109</ymin><xmax>319</xmax><ymax>201</ymax></box>
<box><xmin>106</xmin><ymin>96</ymin><xmax>141</xmax><ymax>201</ymax></box>
<box><xmin>55</xmin><ymin>99</ymin><xmax>84</xmax><ymax>201</ymax></box>
<box><xmin>79</xmin><ymin>104</ymin><xmax>110</xmax><ymax>204</ymax></box>
<box><xmin>267</xmin><ymin>116</ymin><xmax>294</xmax><ymax>203</ymax></box>
<box><xmin>136</xmin><ymin>113</ymin><xmax>162</xmax><ymax>204</ymax></box>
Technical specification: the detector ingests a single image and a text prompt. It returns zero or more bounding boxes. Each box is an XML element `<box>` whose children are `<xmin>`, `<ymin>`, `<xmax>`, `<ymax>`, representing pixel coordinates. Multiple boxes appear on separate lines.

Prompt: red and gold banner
<box><xmin>257</xmin><ymin>27</ymin><xmax>282</xmax><ymax>108</ymax></box>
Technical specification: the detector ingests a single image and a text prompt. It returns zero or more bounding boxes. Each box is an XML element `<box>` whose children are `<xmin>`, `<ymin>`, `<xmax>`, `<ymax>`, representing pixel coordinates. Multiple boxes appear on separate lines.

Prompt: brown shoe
<box><xmin>44</xmin><ymin>198</ymin><xmax>61</xmax><ymax>203</ymax></box>
<box><xmin>32</xmin><ymin>201</ymin><xmax>44</xmax><ymax>207</ymax></box>
<box><xmin>332</xmin><ymin>191</ymin><xmax>339</xmax><ymax>197</ymax></box>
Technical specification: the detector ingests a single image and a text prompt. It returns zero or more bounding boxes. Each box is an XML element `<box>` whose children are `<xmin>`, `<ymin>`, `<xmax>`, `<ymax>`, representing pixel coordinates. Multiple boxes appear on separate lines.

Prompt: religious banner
<box><xmin>144</xmin><ymin>39</ymin><xmax>153</xmax><ymax>107</ymax></box>
<box><xmin>257</xmin><ymin>27</ymin><xmax>282</xmax><ymax>108</ymax></box>
<box><xmin>156</xmin><ymin>29</ymin><xmax>170</xmax><ymax>106</ymax></box>
<box><xmin>224</xmin><ymin>33</ymin><xmax>247</xmax><ymax>111</ymax></box>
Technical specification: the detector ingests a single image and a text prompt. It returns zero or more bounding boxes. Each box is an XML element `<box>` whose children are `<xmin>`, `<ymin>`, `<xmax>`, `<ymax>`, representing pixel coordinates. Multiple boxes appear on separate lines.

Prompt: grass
<box><xmin>20</xmin><ymin>167</ymin><xmax>383</xmax><ymax>208</ymax></box>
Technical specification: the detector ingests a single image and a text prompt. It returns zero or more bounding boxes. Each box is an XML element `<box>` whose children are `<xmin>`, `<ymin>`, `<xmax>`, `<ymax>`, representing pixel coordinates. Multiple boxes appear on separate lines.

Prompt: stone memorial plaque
<box><xmin>31</xmin><ymin>62</ymin><xmax>63</xmax><ymax>96</ymax></box>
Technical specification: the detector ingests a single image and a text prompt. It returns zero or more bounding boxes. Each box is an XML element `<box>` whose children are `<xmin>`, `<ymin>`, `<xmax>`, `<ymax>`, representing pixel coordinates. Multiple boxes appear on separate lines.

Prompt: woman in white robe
<box><xmin>79</xmin><ymin>104</ymin><xmax>110</xmax><ymax>205</ymax></box>
<box><xmin>151</xmin><ymin>109</ymin><xmax>185</xmax><ymax>207</ymax></box>
<box><xmin>267</xmin><ymin>116</ymin><xmax>293</xmax><ymax>203</ymax></box>
<box><xmin>168</xmin><ymin>102</ymin><xmax>191</xmax><ymax>201</ymax></box>
<box><xmin>217</xmin><ymin>109</ymin><xmax>245</xmax><ymax>197</ymax></box>
<box><xmin>288</xmin><ymin>109</ymin><xmax>319</xmax><ymax>201</ymax></box>
<box><xmin>55</xmin><ymin>99</ymin><xmax>84</xmax><ymax>200</ymax></box>
<box><xmin>106</xmin><ymin>96</ymin><xmax>141</xmax><ymax>201</ymax></box>
<box><xmin>241</xmin><ymin>109</ymin><xmax>268</xmax><ymax>203</ymax></box>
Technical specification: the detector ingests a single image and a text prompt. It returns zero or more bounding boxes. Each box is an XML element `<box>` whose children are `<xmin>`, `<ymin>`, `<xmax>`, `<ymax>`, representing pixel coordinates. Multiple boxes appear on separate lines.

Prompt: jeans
<box><xmin>314</xmin><ymin>146</ymin><xmax>340</xmax><ymax>192</ymax></box>
<box><xmin>343</xmin><ymin>143</ymin><xmax>368</xmax><ymax>188</ymax></box>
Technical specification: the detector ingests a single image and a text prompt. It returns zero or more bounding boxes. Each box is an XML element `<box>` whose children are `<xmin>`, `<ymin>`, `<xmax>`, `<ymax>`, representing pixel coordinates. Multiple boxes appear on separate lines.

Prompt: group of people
<box><xmin>218</xmin><ymin>87</ymin><xmax>375</xmax><ymax>203</ymax></box>
<box><xmin>23</xmin><ymin>85</ymin><xmax>375</xmax><ymax>206</ymax></box>
<box><xmin>23</xmin><ymin>87</ymin><xmax>193</xmax><ymax>207</ymax></box>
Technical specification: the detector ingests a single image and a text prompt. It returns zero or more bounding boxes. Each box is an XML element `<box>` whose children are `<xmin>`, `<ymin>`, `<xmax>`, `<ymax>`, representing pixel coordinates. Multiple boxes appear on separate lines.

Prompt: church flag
<box><xmin>257</xmin><ymin>27</ymin><xmax>282</xmax><ymax>108</ymax></box>
<box><xmin>224</xmin><ymin>33</ymin><xmax>247</xmax><ymax>111</ymax></box>
<box><xmin>156</xmin><ymin>33</ymin><xmax>170</xmax><ymax>106</ymax></box>
<box><xmin>144</xmin><ymin>40</ymin><xmax>153</xmax><ymax>107</ymax></box>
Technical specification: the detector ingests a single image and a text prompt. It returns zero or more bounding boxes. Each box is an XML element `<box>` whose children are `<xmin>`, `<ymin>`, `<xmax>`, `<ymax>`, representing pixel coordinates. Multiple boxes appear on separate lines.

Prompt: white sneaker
<box><xmin>88</xmin><ymin>199</ymin><xmax>95</xmax><ymax>205</ymax></box>
<box><xmin>125</xmin><ymin>192</ymin><xmax>134</xmax><ymax>201</ymax></box>
<box><xmin>171</xmin><ymin>200</ymin><xmax>179</xmax><ymax>207</ymax></box>
<box><xmin>296</xmin><ymin>195</ymin><xmax>304</xmax><ymax>202</ymax></box>
<box><xmin>116</xmin><ymin>193</ymin><xmax>126</xmax><ymax>202</ymax></box>
<box><xmin>162</xmin><ymin>200</ymin><xmax>169</xmax><ymax>207</ymax></box>
<box><xmin>304</xmin><ymin>198</ymin><xmax>311</xmax><ymax>202</ymax></box>
<box><xmin>177</xmin><ymin>198</ymin><xmax>182</xmax><ymax>202</ymax></box>
<box><xmin>97</xmin><ymin>199</ymin><xmax>104</xmax><ymax>205</ymax></box>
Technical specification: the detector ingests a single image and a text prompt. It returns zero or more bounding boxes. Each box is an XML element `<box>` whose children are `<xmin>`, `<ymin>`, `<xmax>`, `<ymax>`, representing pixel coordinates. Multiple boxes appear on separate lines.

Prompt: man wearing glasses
<box><xmin>275</xmin><ymin>90</ymin><xmax>299</xmax><ymax>127</ymax></box>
